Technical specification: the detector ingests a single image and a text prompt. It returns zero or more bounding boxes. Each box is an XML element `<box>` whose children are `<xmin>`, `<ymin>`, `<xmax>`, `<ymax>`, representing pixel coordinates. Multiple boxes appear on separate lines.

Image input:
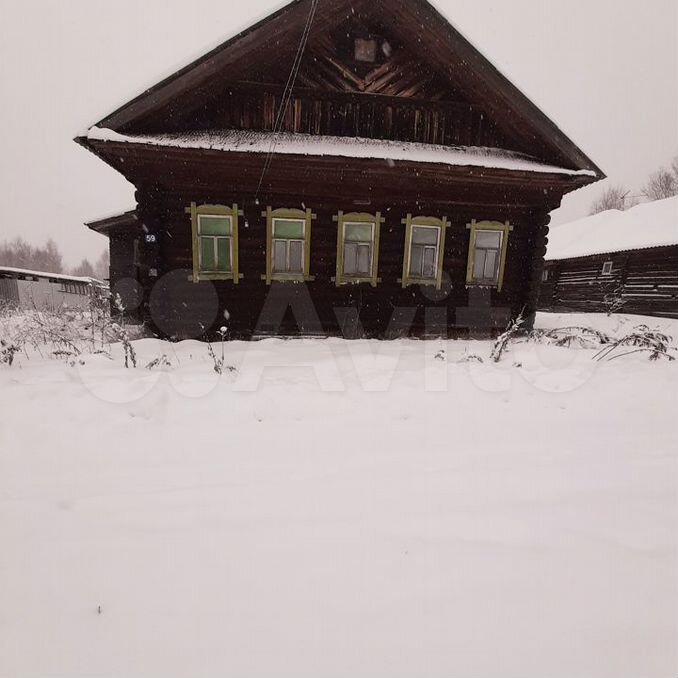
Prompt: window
<box><xmin>188</xmin><ymin>203</ymin><xmax>241</xmax><ymax>283</ymax></box>
<box><xmin>602</xmin><ymin>261</ymin><xmax>614</xmax><ymax>276</ymax></box>
<box><xmin>542</xmin><ymin>269</ymin><xmax>550</xmax><ymax>282</ymax></box>
<box><xmin>335</xmin><ymin>212</ymin><xmax>382</xmax><ymax>286</ymax></box>
<box><xmin>273</xmin><ymin>219</ymin><xmax>305</xmax><ymax>275</ymax></box>
<box><xmin>354</xmin><ymin>38</ymin><xmax>377</xmax><ymax>63</ymax></box>
<box><xmin>199</xmin><ymin>216</ymin><xmax>232</xmax><ymax>273</ymax></box>
<box><xmin>466</xmin><ymin>220</ymin><xmax>512</xmax><ymax>292</ymax></box>
<box><xmin>472</xmin><ymin>231</ymin><xmax>503</xmax><ymax>283</ymax></box>
<box><xmin>401</xmin><ymin>215</ymin><xmax>449</xmax><ymax>289</ymax></box>
<box><xmin>264</xmin><ymin>207</ymin><xmax>315</xmax><ymax>284</ymax></box>
<box><xmin>410</xmin><ymin>226</ymin><xmax>439</xmax><ymax>279</ymax></box>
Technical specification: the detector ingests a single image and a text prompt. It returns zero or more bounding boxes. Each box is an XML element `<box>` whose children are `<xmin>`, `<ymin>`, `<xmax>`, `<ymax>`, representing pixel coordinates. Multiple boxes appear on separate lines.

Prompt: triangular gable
<box><xmin>91</xmin><ymin>0</ymin><xmax>603</xmax><ymax>177</ymax></box>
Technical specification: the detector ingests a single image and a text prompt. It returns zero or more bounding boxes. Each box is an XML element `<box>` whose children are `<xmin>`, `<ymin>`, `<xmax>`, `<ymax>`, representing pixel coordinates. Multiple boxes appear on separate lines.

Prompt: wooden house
<box><xmin>540</xmin><ymin>197</ymin><xmax>678</xmax><ymax>319</ymax></box>
<box><xmin>78</xmin><ymin>0</ymin><xmax>603</xmax><ymax>339</ymax></box>
<box><xmin>0</xmin><ymin>266</ymin><xmax>106</xmax><ymax>312</ymax></box>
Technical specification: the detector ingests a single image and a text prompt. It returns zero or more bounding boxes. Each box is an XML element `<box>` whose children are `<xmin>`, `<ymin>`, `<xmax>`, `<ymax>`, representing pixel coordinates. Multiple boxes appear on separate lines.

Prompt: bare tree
<box><xmin>0</xmin><ymin>237</ymin><xmax>64</xmax><ymax>273</ymax></box>
<box><xmin>94</xmin><ymin>249</ymin><xmax>110</xmax><ymax>281</ymax></box>
<box><xmin>34</xmin><ymin>239</ymin><xmax>63</xmax><ymax>274</ymax></box>
<box><xmin>642</xmin><ymin>166</ymin><xmax>678</xmax><ymax>201</ymax></box>
<box><xmin>72</xmin><ymin>259</ymin><xmax>96</xmax><ymax>278</ymax></box>
<box><xmin>589</xmin><ymin>185</ymin><xmax>629</xmax><ymax>215</ymax></box>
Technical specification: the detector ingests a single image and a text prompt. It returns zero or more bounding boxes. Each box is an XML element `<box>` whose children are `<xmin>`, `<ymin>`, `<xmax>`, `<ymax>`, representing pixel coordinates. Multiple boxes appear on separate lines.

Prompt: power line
<box><xmin>254</xmin><ymin>0</ymin><xmax>319</xmax><ymax>202</ymax></box>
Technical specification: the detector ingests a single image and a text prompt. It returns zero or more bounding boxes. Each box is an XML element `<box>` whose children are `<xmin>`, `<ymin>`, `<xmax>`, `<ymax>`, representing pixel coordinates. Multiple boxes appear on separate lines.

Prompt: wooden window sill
<box><xmin>261</xmin><ymin>274</ymin><xmax>316</xmax><ymax>284</ymax></box>
<box><xmin>466</xmin><ymin>281</ymin><xmax>500</xmax><ymax>289</ymax></box>
<box><xmin>333</xmin><ymin>276</ymin><xmax>381</xmax><ymax>287</ymax></box>
<box><xmin>400</xmin><ymin>277</ymin><xmax>439</xmax><ymax>288</ymax></box>
<box><xmin>192</xmin><ymin>273</ymin><xmax>243</xmax><ymax>283</ymax></box>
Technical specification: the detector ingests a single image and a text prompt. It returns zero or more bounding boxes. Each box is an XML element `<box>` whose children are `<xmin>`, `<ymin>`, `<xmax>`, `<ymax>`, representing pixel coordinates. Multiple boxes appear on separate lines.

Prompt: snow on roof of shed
<box><xmin>546</xmin><ymin>197</ymin><xmax>678</xmax><ymax>261</ymax></box>
<box><xmin>0</xmin><ymin>266</ymin><xmax>105</xmax><ymax>286</ymax></box>
<box><xmin>87</xmin><ymin>127</ymin><xmax>596</xmax><ymax>178</ymax></box>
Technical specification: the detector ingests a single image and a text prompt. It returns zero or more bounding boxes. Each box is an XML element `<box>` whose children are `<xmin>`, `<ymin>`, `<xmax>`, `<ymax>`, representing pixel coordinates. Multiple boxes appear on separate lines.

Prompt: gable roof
<box><xmin>84</xmin><ymin>0</ymin><xmax>603</xmax><ymax>178</ymax></box>
<box><xmin>546</xmin><ymin>197</ymin><xmax>678</xmax><ymax>261</ymax></box>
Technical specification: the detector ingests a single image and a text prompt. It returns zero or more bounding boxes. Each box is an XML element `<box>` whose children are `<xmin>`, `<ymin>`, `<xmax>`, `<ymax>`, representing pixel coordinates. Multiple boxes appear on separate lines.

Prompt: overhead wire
<box><xmin>254</xmin><ymin>0</ymin><xmax>320</xmax><ymax>202</ymax></box>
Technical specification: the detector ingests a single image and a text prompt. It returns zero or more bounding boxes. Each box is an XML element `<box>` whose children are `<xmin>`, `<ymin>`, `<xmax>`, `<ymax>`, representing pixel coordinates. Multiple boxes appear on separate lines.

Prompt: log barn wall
<box><xmin>539</xmin><ymin>246</ymin><xmax>678</xmax><ymax>319</ymax></box>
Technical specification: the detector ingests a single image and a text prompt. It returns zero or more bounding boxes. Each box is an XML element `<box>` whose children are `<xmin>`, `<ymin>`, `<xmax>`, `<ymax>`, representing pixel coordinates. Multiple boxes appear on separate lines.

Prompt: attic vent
<box><xmin>354</xmin><ymin>38</ymin><xmax>377</xmax><ymax>63</ymax></box>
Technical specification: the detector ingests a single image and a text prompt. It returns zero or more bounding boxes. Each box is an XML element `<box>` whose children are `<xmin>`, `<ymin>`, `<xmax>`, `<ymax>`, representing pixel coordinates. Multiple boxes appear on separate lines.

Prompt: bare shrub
<box><xmin>0</xmin><ymin>339</ymin><xmax>20</xmax><ymax>366</ymax></box>
<box><xmin>146</xmin><ymin>355</ymin><xmax>172</xmax><ymax>370</ymax></box>
<box><xmin>594</xmin><ymin>326</ymin><xmax>675</xmax><ymax>362</ymax></box>
<box><xmin>458</xmin><ymin>353</ymin><xmax>484</xmax><ymax>364</ymax></box>
<box><xmin>206</xmin><ymin>326</ymin><xmax>236</xmax><ymax>375</ymax></box>
<box><xmin>589</xmin><ymin>185</ymin><xmax>630</xmax><ymax>215</ymax></box>
<box><xmin>602</xmin><ymin>285</ymin><xmax>627</xmax><ymax>316</ymax></box>
<box><xmin>490</xmin><ymin>311</ymin><xmax>526</xmax><ymax>363</ymax></box>
<box><xmin>532</xmin><ymin>326</ymin><xmax>612</xmax><ymax>349</ymax></box>
<box><xmin>642</xmin><ymin>167</ymin><xmax>677</xmax><ymax>201</ymax></box>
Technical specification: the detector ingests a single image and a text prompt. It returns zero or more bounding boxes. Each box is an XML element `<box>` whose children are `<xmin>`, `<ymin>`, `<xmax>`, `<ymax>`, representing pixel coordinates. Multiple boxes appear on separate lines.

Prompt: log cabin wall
<box><xmin>127</xmin><ymin>185</ymin><xmax>551</xmax><ymax>339</ymax></box>
<box><xmin>539</xmin><ymin>246</ymin><xmax>678</xmax><ymax>319</ymax></box>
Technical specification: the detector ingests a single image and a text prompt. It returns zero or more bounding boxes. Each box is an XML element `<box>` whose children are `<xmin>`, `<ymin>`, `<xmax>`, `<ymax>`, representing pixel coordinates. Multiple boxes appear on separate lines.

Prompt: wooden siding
<box><xmin>0</xmin><ymin>274</ymin><xmax>100</xmax><ymax>312</ymax></box>
<box><xmin>0</xmin><ymin>277</ymin><xmax>19</xmax><ymax>306</ymax></box>
<box><xmin>539</xmin><ymin>246</ymin><xmax>678</xmax><ymax>318</ymax></box>
<box><xmin>175</xmin><ymin>85</ymin><xmax>507</xmax><ymax>149</ymax></box>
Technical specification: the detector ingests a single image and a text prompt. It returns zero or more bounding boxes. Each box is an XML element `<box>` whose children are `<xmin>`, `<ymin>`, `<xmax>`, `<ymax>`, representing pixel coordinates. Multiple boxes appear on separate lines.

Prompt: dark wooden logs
<box><xmin>539</xmin><ymin>246</ymin><xmax>678</xmax><ymax>319</ymax></box>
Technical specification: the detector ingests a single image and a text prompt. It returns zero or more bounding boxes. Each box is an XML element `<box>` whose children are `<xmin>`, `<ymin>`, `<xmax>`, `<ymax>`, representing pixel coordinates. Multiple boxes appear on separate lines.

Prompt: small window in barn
<box><xmin>264</xmin><ymin>208</ymin><xmax>315</xmax><ymax>284</ymax></box>
<box><xmin>602</xmin><ymin>261</ymin><xmax>614</xmax><ymax>276</ymax></box>
<box><xmin>334</xmin><ymin>212</ymin><xmax>383</xmax><ymax>287</ymax></box>
<box><xmin>189</xmin><ymin>203</ymin><xmax>241</xmax><ymax>284</ymax></box>
<box><xmin>354</xmin><ymin>38</ymin><xmax>377</xmax><ymax>63</ymax></box>
<box><xmin>542</xmin><ymin>269</ymin><xmax>549</xmax><ymax>282</ymax></box>
<box><xmin>401</xmin><ymin>215</ymin><xmax>450</xmax><ymax>290</ymax></box>
<box><xmin>466</xmin><ymin>220</ymin><xmax>512</xmax><ymax>292</ymax></box>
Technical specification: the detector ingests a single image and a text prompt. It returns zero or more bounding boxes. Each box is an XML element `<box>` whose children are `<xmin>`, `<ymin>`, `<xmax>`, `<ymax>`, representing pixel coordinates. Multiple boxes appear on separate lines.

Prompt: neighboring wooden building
<box><xmin>0</xmin><ymin>267</ymin><xmax>106</xmax><ymax>311</ymax></box>
<box><xmin>78</xmin><ymin>0</ymin><xmax>603</xmax><ymax>339</ymax></box>
<box><xmin>540</xmin><ymin>197</ymin><xmax>678</xmax><ymax>318</ymax></box>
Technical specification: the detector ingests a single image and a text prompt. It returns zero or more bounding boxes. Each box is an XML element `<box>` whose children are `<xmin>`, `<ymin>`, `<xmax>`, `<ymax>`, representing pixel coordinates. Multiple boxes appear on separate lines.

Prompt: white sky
<box><xmin>0</xmin><ymin>0</ymin><xmax>676</xmax><ymax>268</ymax></box>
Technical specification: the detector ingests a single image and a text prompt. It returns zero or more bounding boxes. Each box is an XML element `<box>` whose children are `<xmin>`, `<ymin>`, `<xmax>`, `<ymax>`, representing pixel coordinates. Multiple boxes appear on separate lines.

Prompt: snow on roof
<box><xmin>87</xmin><ymin>127</ymin><xmax>596</xmax><ymax>178</ymax></box>
<box><xmin>0</xmin><ymin>266</ymin><xmax>105</xmax><ymax>286</ymax></box>
<box><xmin>546</xmin><ymin>197</ymin><xmax>678</xmax><ymax>261</ymax></box>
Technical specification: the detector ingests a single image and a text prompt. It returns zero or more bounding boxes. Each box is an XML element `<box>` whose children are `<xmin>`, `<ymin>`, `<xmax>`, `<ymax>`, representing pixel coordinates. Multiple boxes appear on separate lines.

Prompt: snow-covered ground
<box><xmin>1</xmin><ymin>312</ymin><xmax>677</xmax><ymax>678</ymax></box>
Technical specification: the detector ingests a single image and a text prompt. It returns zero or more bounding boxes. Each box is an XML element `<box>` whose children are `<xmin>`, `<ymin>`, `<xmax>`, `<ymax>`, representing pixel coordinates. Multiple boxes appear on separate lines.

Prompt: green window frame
<box><xmin>401</xmin><ymin>214</ymin><xmax>450</xmax><ymax>289</ymax></box>
<box><xmin>466</xmin><ymin>220</ymin><xmax>512</xmax><ymax>292</ymax></box>
<box><xmin>263</xmin><ymin>207</ymin><xmax>315</xmax><ymax>284</ymax></box>
<box><xmin>188</xmin><ymin>202</ymin><xmax>242</xmax><ymax>283</ymax></box>
<box><xmin>334</xmin><ymin>211</ymin><xmax>383</xmax><ymax>287</ymax></box>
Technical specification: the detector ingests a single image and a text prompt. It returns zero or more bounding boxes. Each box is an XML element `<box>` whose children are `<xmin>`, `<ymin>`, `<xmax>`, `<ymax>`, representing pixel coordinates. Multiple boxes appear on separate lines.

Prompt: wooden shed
<box><xmin>0</xmin><ymin>267</ymin><xmax>106</xmax><ymax>311</ymax></box>
<box><xmin>539</xmin><ymin>197</ymin><xmax>678</xmax><ymax>318</ymax></box>
<box><xmin>78</xmin><ymin>0</ymin><xmax>603</xmax><ymax>339</ymax></box>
